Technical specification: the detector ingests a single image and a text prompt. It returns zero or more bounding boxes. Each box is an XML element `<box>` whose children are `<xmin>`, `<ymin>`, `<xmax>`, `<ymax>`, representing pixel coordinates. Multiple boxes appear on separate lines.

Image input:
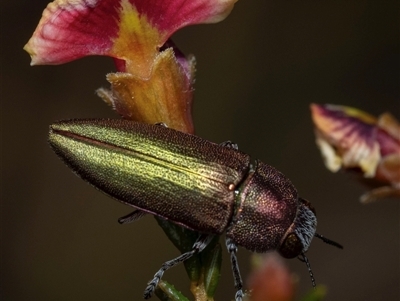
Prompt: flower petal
<box><xmin>375</xmin><ymin>153</ymin><xmax>400</xmax><ymax>188</ymax></box>
<box><xmin>247</xmin><ymin>254</ymin><xmax>295</xmax><ymax>301</ymax></box>
<box><xmin>314</xmin><ymin>133</ymin><xmax>342</xmax><ymax>172</ymax></box>
<box><xmin>24</xmin><ymin>0</ymin><xmax>119</xmax><ymax>65</ymax></box>
<box><xmin>311</xmin><ymin>103</ymin><xmax>381</xmax><ymax>177</ymax></box>
<box><xmin>311</xmin><ymin>104</ymin><xmax>400</xmax><ymax>203</ymax></box>
<box><xmin>376</xmin><ymin>113</ymin><xmax>400</xmax><ymax>156</ymax></box>
<box><xmin>24</xmin><ymin>0</ymin><xmax>236</xmax><ymax>77</ymax></box>
<box><xmin>97</xmin><ymin>47</ymin><xmax>195</xmax><ymax>133</ymax></box>
<box><xmin>360</xmin><ymin>185</ymin><xmax>400</xmax><ymax>204</ymax></box>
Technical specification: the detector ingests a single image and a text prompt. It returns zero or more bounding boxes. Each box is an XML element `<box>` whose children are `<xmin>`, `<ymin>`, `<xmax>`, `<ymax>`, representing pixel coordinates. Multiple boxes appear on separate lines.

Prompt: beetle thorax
<box><xmin>226</xmin><ymin>161</ymin><xmax>299</xmax><ymax>253</ymax></box>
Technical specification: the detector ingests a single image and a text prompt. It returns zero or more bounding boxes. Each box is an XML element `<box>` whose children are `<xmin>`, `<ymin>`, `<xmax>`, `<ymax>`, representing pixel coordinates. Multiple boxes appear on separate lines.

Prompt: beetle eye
<box><xmin>278</xmin><ymin>233</ymin><xmax>303</xmax><ymax>258</ymax></box>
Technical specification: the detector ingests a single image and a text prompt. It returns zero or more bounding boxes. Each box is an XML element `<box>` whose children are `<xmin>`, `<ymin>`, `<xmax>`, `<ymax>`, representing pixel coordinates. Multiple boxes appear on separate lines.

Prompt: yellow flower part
<box><xmin>112</xmin><ymin>0</ymin><xmax>161</xmax><ymax>78</ymax></box>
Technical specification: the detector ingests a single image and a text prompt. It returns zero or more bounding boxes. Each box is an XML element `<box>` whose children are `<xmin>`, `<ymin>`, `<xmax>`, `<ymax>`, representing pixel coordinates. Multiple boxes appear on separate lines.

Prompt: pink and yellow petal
<box><xmin>311</xmin><ymin>103</ymin><xmax>381</xmax><ymax>177</ymax></box>
<box><xmin>110</xmin><ymin>0</ymin><xmax>161</xmax><ymax>77</ymax></box>
<box><xmin>24</xmin><ymin>0</ymin><xmax>237</xmax><ymax>78</ymax></box>
<box><xmin>311</xmin><ymin>103</ymin><xmax>400</xmax><ymax>203</ymax></box>
<box><xmin>24</xmin><ymin>0</ymin><xmax>118</xmax><ymax>65</ymax></box>
<box><xmin>24</xmin><ymin>0</ymin><xmax>162</xmax><ymax>78</ymax></box>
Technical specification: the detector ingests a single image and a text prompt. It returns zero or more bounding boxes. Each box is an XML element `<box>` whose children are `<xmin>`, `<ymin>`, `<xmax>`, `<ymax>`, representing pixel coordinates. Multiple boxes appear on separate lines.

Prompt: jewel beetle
<box><xmin>48</xmin><ymin>119</ymin><xmax>342</xmax><ymax>301</ymax></box>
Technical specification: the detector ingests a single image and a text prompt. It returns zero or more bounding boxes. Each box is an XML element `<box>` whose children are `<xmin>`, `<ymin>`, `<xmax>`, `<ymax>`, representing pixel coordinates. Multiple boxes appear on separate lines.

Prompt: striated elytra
<box><xmin>48</xmin><ymin>119</ymin><xmax>342</xmax><ymax>301</ymax></box>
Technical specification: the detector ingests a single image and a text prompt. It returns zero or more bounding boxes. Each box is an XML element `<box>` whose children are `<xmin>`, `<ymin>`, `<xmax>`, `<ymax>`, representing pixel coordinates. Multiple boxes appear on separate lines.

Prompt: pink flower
<box><xmin>247</xmin><ymin>254</ymin><xmax>295</xmax><ymax>301</ymax></box>
<box><xmin>24</xmin><ymin>0</ymin><xmax>237</xmax><ymax>133</ymax></box>
<box><xmin>311</xmin><ymin>103</ymin><xmax>400</xmax><ymax>203</ymax></box>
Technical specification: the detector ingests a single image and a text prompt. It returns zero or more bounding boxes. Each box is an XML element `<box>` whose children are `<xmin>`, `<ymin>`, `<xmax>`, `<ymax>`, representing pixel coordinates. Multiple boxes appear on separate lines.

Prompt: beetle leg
<box><xmin>226</xmin><ymin>237</ymin><xmax>244</xmax><ymax>301</ymax></box>
<box><xmin>118</xmin><ymin>209</ymin><xmax>147</xmax><ymax>224</ymax></box>
<box><xmin>143</xmin><ymin>233</ymin><xmax>214</xmax><ymax>299</ymax></box>
<box><xmin>220</xmin><ymin>141</ymin><xmax>239</xmax><ymax>150</ymax></box>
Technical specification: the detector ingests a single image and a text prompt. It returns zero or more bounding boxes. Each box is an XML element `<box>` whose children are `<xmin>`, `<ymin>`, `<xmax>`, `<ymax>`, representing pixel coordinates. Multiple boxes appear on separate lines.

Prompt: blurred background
<box><xmin>1</xmin><ymin>0</ymin><xmax>399</xmax><ymax>300</ymax></box>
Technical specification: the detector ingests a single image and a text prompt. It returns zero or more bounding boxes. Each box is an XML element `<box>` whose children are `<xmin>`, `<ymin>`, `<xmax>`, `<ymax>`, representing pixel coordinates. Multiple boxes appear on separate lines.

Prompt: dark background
<box><xmin>1</xmin><ymin>0</ymin><xmax>399</xmax><ymax>300</ymax></box>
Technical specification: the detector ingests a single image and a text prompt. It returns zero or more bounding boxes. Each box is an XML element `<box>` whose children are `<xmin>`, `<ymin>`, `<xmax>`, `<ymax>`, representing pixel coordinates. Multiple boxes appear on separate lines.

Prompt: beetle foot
<box><xmin>235</xmin><ymin>289</ymin><xmax>244</xmax><ymax>301</ymax></box>
<box><xmin>143</xmin><ymin>234</ymin><xmax>214</xmax><ymax>299</ymax></box>
<box><xmin>143</xmin><ymin>277</ymin><xmax>159</xmax><ymax>299</ymax></box>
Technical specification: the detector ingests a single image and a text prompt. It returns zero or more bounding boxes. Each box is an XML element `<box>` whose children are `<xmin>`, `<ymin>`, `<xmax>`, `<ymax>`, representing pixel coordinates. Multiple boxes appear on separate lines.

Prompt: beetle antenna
<box><xmin>298</xmin><ymin>253</ymin><xmax>316</xmax><ymax>288</ymax></box>
<box><xmin>315</xmin><ymin>233</ymin><xmax>343</xmax><ymax>249</ymax></box>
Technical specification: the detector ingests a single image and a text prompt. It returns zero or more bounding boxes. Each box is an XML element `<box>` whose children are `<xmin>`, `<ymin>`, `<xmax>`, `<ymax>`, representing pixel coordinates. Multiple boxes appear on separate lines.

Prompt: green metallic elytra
<box><xmin>49</xmin><ymin>119</ymin><xmax>250</xmax><ymax>233</ymax></box>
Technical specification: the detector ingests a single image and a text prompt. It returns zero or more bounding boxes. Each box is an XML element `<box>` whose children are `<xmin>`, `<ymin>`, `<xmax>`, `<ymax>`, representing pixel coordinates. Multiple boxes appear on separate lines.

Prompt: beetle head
<box><xmin>279</xmin><ymin>198</ymin><xmax>343</xmax><ymax>288</ymax></box>
<box><xmin>278</xmin><ymin>198</ymin><xmax>317</xmax><ymax>258</ymax></box>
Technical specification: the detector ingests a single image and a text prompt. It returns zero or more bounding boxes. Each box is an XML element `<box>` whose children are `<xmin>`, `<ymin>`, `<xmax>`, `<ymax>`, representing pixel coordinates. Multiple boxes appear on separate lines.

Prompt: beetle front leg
<box><xmin>143</xmin><ymin>233</ymin><xmax>214</xmax><ymax>299</ymax></box>
<box><xmin>226</xmin><ymin>237</ymin><xmax>244</xmax><ymax>301</ymax></box>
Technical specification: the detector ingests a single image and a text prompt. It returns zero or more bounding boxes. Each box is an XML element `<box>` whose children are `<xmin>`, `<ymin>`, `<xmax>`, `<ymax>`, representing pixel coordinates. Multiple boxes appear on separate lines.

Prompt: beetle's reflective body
<box><xmin>49</xmin><ymin>119</ymin><xmax>330</xmax><ymax>301</ymax></box>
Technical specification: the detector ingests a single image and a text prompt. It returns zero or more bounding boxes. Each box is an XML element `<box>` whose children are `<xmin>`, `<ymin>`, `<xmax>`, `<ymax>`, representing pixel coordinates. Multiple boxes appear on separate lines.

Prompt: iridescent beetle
<box><xmin>49</xmin><ymin>119</ymin><xmax>342</xmax><ymax>301</ymax></box>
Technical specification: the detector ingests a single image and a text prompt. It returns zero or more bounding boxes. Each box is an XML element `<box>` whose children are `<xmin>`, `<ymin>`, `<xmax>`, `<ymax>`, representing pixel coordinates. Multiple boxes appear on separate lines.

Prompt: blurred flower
<box><xmin>247</xmin><ymin>253</ymin><xmax>296</xmax><ymax>301</ymax></box>
<box><xmin>24</xmin><ymin>0</ymin><xmax>237</xmax><ymax>133</ymax></box>
<box><xmin>311</xmin><ymin>103</ymin><xmax>400</xmax><ymax>203</ymax></box>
